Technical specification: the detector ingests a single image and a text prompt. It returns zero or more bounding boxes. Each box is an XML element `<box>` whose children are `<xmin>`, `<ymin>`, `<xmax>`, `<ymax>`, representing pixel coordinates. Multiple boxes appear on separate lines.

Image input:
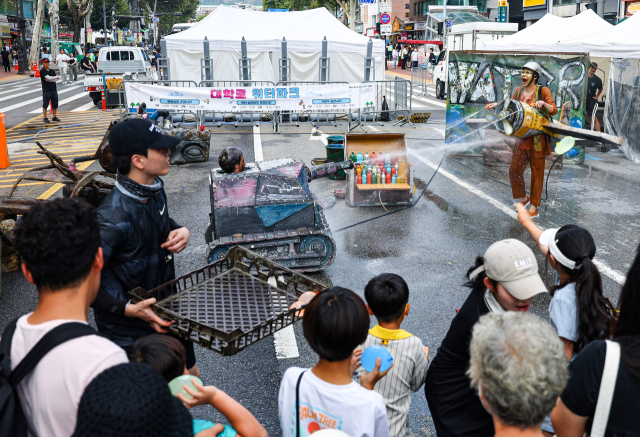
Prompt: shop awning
<box><xmin>397</xmin><ymin>39</ymin><xmax>443</xmax><ymax>47</ymax></box>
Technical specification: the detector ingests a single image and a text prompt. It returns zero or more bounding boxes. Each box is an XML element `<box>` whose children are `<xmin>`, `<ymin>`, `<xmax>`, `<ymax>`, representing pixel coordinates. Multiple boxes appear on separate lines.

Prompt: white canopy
<box><xmin>563</xmin><ymin>11</ymin><xmax>640</xmax><ymax>58</ymax></box>
<box><xmin>482</xmin><ymin>10</ymin><xmax>612</xmax><ymax>54</ymax></box>
<box><xmin>165</xmin><ymin>6</ymin><xmax>385</xmax><ymax>83</ymax></box>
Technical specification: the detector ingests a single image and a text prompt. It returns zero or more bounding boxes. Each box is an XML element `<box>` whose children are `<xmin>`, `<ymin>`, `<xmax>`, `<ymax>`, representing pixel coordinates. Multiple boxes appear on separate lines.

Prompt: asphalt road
<box><xmin>0</xmin><ymin>75</ymin><xmax>637</xmax><ymax>436</ymax></box>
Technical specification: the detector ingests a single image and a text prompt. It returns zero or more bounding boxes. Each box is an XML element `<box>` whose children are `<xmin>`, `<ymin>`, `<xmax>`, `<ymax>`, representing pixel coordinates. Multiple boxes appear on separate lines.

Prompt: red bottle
<box><xmin>358</xmin><ymin>174</ymin><xmax>362</xmax><ymax>184</ymax></box>
<box><xmin>392</xmin><ymin>167</ymin><xmax>396</xmax><ymax>176</ymax></box>
<box><xmin>367</xmin><ymin>171</ymin><xmax>372</xmax><ymax>184</ymax></box>
<box><xmin>386</xmin><ymin>173</ymin><xmax>391</xmax><ymax>184</ymax></box>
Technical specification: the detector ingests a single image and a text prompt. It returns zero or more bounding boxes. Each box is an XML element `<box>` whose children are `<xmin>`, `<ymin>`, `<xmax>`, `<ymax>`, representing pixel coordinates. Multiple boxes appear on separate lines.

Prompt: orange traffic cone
<box><xmin>0</xmin><ymin>112</ymin><xmax>11</xmax><ymax>169</ymax></box>
<box><xmin>14</xmin><ymin>59</ymin><xmax>18</xmax><ymax>71</ymax></box>
<box><xmin>34</xmin><ymin>62</ymin><xmax>40</xmax><ymax>78</ymax></box>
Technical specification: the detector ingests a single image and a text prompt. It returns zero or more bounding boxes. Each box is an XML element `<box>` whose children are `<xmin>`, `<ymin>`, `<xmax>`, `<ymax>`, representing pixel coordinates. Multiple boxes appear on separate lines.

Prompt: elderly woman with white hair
<box><xmin>468</xmin><ymin>312</ymin><xmax>569</xmax><ymax>437</ymax></box>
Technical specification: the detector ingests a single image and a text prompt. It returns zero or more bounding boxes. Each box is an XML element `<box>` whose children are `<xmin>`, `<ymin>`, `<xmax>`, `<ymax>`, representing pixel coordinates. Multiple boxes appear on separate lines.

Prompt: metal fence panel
<box><xmin>119</xmin><ymin>80</ymin><xmax>200</xmax><ymax>123</ymax></box>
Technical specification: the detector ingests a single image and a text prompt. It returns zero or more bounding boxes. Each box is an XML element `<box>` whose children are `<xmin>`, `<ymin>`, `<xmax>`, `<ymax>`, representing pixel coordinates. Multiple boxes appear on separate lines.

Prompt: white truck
<box><xmin>433</xmin><ymin>22</ymin><xmax>518</xmax><ymax>100</ymax></box>
<box><xmin>84</xmin><ymin>46</ymin><xmax>154</xmax><ymax>106</ymax></box>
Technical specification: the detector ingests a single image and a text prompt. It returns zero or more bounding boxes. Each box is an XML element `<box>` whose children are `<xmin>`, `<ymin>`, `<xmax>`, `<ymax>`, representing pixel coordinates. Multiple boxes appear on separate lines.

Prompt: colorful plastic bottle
<box><xmin>371</xmin><ymin>172</ymin><xmax>377</xmax><ymax>184</ymax></box>
<box><xmin>391</xmin><ymin>167</ymin><xmax>396</xmax><ymax>176</ymax></box>
<box><xmin>357</xmin><ymin>174</ymin><xmax>362</xmax><ymax>184</ymax></box>
<box><xmin>386</xmin><ymin>173</ymin><xmax>391</xmax><ymax>184</ymax></box>
<box><xmin>349</xmin><ymin>152</ymin><xmax>357</xmax><ymax>163</ymax></box>
<box><xmin>384</xmin><ymin>151</ymin><xmax>391</xmax><ymax>166</ymax></box>
<box><xmin>395</xmin><ymin>162</ymin><xmax>399</xmax><ymax>173</ymax></box>
<box><xmin>356</xmin><ymin>165</ymin><xmax>362</xmax><ymax>176</ymax></box>
<box><xmin>364</xmin><ymin>152</ymin><xmax>370</xmax><ymax>165</ymax></box>
<box><xmin>370</xmin><ymin>152</ymin><xmax>377</xmax><ymax>165</ymax></box>
<box><xmin>367</xmin><ymin>171</ymin><xmax>372</xmax><ymax>184</ymax></box>
<box><xmin>356</xmin><ymin>152</ymin><xmax>363</xmax><ymax>163</ymax></box>
<box><xmin>391</xmin><ymin>175</ymin><xmax>396</xmax><ymax>184</ymax></box>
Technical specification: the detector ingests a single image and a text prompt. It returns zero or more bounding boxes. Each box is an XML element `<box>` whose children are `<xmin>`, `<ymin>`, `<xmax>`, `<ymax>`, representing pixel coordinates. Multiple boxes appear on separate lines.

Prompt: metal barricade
<box><xmin>119</xmin><ymin>80</ymin><xmax>200</xmax><ymax>124</ymax></box>
<box><xmin>275</xmin><ymin>81</ymin><xmax>356</xmax><ymax>133</ymax></box>
<box><xmin>354</xmin><ymin>78</ymin><xmax>415</xmax><ymax>129</ymax></box>
<box><xmin>411</xmin><ymin>66</ymin><xmax>433</xmax><ymax>97</ymax></box>
<box><xmin>198</xmin><ymin>80</ymin><xmax>277</xmax><ymax>132</ymax></box>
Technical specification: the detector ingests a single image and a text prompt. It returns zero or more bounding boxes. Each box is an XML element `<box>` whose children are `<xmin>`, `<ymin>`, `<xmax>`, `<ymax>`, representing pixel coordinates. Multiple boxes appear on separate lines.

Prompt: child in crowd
<box><xmin>354</xmin><ymin>273</ymin><xmax>430</xmax><ymax>437</ymax></box>
<box><xmin>279</xmin><ymin>287</ymin><xmax>392</xmax><ymax>437</ymax></box>
<box><xmin>515</xmin><ymin>203</ymin><xmax>617</xmax><ymax>436</ymax></box>
<box><xmin>131</xmin><ymin>334</ymin><xmax>267</xmax><ymax>437</ymax></box>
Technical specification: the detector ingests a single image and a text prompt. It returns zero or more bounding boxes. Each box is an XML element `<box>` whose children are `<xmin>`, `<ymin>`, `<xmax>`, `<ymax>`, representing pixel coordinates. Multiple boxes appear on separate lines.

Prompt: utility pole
<box><xmin>15</xmin><ymin>0</ymin><xmax>28</xmax><ymax>74</ymax></box>
<box><xmin>443</xmin><ymin>0</ymin><xmax>447</xmax><ymax>51</ymax></box>
<box><xmin>103</xmin><ymin>0</ymin><xmax>108</xmax><ymax>45</ymax></box>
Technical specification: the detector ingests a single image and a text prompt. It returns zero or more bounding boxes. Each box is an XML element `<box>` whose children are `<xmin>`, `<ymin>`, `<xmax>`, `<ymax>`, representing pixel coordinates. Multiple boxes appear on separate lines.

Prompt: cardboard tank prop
<box><xmin>131</xmin><ymin>105</ymin><xmax>211</xmax><ymax>165</ymax></box>
<box><xmin>205</xmin><ymin>158</ymin><xmax>354</xmax><ymax>272</ymax></box>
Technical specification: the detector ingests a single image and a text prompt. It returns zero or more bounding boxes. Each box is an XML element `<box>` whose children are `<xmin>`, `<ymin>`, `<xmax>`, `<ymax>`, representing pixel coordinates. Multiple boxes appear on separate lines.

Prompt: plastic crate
<box><xmin>128</xmin><ymin>246</ymin><xmax>327</xmax><ymax>356</ymax></box>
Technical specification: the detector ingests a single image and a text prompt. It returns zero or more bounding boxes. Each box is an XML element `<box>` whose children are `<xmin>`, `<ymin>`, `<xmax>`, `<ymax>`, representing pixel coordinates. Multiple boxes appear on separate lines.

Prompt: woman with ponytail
<box><xmin>425</xmin><ymin>239</ymin><xmax>548</xmax><ymax>437</ymax></box>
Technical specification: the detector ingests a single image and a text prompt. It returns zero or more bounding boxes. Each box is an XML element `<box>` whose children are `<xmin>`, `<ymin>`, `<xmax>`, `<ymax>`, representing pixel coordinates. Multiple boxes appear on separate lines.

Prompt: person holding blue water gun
<box><xmin>131</xmin><ymin>334</ymin><xmax>267</xmax><ymax>437</ymax></box>
<box><xmin>353</xmin><ymin>273</ymin><xmax>430</xmax><ymax>437</ymax></box>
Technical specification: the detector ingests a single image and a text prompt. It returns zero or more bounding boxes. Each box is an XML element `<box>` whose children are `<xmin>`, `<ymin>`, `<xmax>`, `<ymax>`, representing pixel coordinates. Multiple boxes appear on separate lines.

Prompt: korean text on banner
<box><xmin>125</xmin><ymin>83</ymin><xmax>377</xmax><ymax>113</ymax></box>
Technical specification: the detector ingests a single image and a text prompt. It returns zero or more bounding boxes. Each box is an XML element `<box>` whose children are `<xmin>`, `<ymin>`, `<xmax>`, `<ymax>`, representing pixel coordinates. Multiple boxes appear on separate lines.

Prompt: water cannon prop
<box><xmin>554</xmin><ymin>136</ymin><xmax>575</xmax><ymax>155</ymax></box>
<box><xmin>485</xmin><ymin>96</ymin><xmax>623</xmax><ymax>147</ymax></box>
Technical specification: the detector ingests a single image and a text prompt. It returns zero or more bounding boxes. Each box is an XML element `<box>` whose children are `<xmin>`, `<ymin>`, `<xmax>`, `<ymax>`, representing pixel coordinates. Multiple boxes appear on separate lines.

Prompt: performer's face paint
<box><xmin>521</xmin><ymin>68</ymin><xmax>534</xmax><ymax>86</ymax></box>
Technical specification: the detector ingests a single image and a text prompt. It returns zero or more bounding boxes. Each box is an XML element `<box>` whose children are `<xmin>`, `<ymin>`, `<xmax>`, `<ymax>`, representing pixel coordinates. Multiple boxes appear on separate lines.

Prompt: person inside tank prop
<box><xmin>219</xmin><ymin>147</ymin><xmax>246</xmax><ymax>174</ymax></box>
<box><xmin>488</xmin><ymin>61</ymin><xmax>557</xmax><ymax>219</ymax></box>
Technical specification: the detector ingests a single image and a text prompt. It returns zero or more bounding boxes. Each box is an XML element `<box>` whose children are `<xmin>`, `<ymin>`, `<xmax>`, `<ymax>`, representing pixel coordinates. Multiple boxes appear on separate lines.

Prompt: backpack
<box><xmin>0</xmin><ymin>319</ymin><xmax>98</xmax><ymax>437</ymax></box>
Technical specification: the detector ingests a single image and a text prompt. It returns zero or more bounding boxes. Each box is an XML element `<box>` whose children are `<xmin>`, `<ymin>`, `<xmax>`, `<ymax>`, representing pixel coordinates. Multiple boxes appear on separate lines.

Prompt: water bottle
<box><xmin>356</xmin><ymin>152</ymin><xmax>363</xmax><ymax>163</ymax></box>
<box><xmin>364</xmin><ymin>152</ymin><xmax>370</xmax><ymax>165</ymax></box>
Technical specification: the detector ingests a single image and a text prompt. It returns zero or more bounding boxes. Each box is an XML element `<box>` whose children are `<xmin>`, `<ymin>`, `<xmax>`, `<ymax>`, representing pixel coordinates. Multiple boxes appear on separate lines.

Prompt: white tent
<box><xmin>165</xmin><ymin>6</ymin><xmax>385</xmax><ymax>84</ymax></box>
<box><xmin>482</xmin><ymin>10</ymin><xmax>612</xmax><ymax>54</ymax></box>
<box><xmin>563</xmin><ymin>11</ymin><xmax>640</xmax><ymax>58</ymax></box>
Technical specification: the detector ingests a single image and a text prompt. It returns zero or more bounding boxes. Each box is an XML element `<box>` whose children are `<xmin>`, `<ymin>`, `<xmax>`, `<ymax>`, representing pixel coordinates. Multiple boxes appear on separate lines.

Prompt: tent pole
<box><xmin>319</xmin><ymin>36</ymin><xmax>330</xmax><ymax>83</ymax></box>
<box><xmin>280</xmin><ymin>37</ymin><xmax>289</xmax><ymax>83</ymax></box>
<box><xmin>240</xmin><ymin>36</ymin><xmax>251</xmax><ymax>82</ymax></box>
<box><xmin>364</xmin><ymin>38</ymin><xmax>374</xmax><ymax>82</ymax></box>
<box><xmin>203</xmin><ymin>36</ymin><xmax>212</xmax><ymax>84</ymax></box>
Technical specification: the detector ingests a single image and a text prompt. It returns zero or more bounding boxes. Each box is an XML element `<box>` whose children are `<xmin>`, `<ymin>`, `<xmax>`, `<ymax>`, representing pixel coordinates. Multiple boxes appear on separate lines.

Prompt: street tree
<box><xmin>28</xmin><ymin>0</ymin><xmax>47</xmax><ymax>69</ymax></box>
<box><xmin>49</xmin><ymin>0</ymin><xmax>60</xmax><ymax>61</ymax></box>
<box><xmin>64</xmin><ymin>0</ymin><xmax>94</xmax><ymax>43</ymax></box>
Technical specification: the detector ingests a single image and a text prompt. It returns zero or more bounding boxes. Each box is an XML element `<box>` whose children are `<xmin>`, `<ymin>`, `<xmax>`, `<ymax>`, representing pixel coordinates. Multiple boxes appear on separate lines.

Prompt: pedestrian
<box><xmin>57</xmin><ymin>48</ymin><xmax>70</xmax><ymax>85</ymax></box>
<box><xmin>402</xmin><ymin>46</ymin><xmax>409</xmax><ymax>70</ymax></box>
<box><xmin>89</xmin><ymin>118</ymin><xmax>198</xmax><ymax>377</ymax></box>
<box><xmin>428</xmin><ymin>47</ymin><xmax>437</xmax><ymax>65</ymax></box>
<box><xmin>468</xmin><ymin>312</ymin><xmax>569</xmax><ymax>437</ymax></box>
<box><xmin>81</xmin><ymin>51</ymin><xmax>94</xmax><ymax>73</ymax></box>
<box><xmin>39</xmin><ymin>58</ymin><xmax>60</xmax><ymax>123</ymax></box>
<box><xmin>1</xmin><ymin>45</ymin><xmax>9</xmax><ymax>72</ymax></box>
<box><xmin>586</xmin><ymin>62</ymin><xmax>603</xmax><ymax>132</ymax></box>
<box><xmin>354</xmin><ymin>273</ymin><xmax>430</xmax><ymax>437</ymax></box>
<box><xmin>68</xmin><ymin>54</ymin><xmax>78</xmax><ymax>83</ymax></box>
<box><xmin>154</xmin><ymin>48</ymin><xmax>162</xmax><ymax>71</ymax></box>
<box><xmin>278</xmin><ymin>287</ymin><xmax>391</xmax><ymax>437</ymax></box>
<box><xmin>392</xmin><ymin>46</ymin><xmax>398</xmax><ymax>69</ymax></box>
<box><xmin>71</xmin><ymin>363</ymin><xmax>193</xmax><ymax>437</ymax></box>
<box><xmin>410</xmin><ymin>47</ymin><xmax>419</xmax><ymax>71</ymax></box>
<box><xmin>551</xmin><ymin>241</ymin><xmax>640</xmax><ymax>437</ymax></box>
<box><xmin>424</xmin><ymin>239</ymin><xmax>548</xmax><ymax>437</ymax></box>
<box><xmin>131</xmin><ymin>334</ymin><xmax>268</xmax><ymax>437</ymax></box>
<box><xmin>3</xmin><ymin>198</ymin><xmax>128</xmax><ymax>437</ymax></box>
<box><xmin>487</xmin><ymin>61</ymin><xmax>557</xmax><ymax>218</ymax></box>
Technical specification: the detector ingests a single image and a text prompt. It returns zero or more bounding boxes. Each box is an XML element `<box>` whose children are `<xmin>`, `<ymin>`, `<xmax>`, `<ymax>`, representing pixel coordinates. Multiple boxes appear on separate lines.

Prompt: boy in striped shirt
<box><xmin>354</xmin><ymin>274</ymin><xmax>430</xmax><ymax>437</ymax></box>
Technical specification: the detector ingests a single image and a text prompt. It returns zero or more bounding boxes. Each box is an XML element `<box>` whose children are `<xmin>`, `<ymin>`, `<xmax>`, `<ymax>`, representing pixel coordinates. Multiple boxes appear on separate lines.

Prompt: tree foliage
<box><xmin>138</xmin><ymin>0</ymin><xmax>199</xmax><ymax>34</ymax></box>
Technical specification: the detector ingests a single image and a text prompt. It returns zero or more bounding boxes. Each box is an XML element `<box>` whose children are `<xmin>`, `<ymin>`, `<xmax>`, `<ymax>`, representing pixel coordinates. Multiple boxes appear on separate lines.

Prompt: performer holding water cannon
<box><xmin>488</xmin><ymin>62</ymin><xmax>557</xmax><ymax>218</ymax></box>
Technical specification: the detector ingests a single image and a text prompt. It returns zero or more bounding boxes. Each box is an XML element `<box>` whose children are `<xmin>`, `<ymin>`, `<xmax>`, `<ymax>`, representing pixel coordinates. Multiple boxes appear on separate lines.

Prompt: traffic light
<box><xmin>376</xmin><ymin>22</ymin><xmax>381</xmax><ymax>35</ymax></box>
<box><xmin>437</xmin><ymin>21</ymin><xmax>443</xmax><ymax>35</ymax></box>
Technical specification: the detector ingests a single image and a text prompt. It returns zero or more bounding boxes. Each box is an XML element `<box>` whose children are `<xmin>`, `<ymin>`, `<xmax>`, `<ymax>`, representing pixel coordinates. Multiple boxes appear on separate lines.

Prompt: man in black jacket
<box><xmin>40</xmin><ymin>58</ymin><xmax>60</xmax><ymax>123</ymax></box>
<box><xmin>90</xmin><ymin>118</ymin><xmax>199</xmax><ymax>377</ymax></box>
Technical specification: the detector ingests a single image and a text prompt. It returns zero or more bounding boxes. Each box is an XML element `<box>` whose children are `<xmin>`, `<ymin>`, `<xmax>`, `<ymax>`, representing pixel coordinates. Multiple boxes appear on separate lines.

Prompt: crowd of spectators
<box><xmin>1</xmin><ymin>118</ymin><xmax>638</xmax><ymax>437</ymax></box>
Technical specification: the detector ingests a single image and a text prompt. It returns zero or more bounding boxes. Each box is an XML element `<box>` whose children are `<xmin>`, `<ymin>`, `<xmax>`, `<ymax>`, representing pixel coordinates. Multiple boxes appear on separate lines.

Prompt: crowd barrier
<box><xmin>198</xmin><ymin>80</ymin><xmax>278</xmax><ymax>133</ymax></box>
<box><xmin>411</xmin><ymin>66</ymin><xmax>434</xmax><ymax>97</ymax></box>
<box><xmin>117</xmin><ymin>78</ymin><xmax>416</xmax><ymax>133</ymax></box>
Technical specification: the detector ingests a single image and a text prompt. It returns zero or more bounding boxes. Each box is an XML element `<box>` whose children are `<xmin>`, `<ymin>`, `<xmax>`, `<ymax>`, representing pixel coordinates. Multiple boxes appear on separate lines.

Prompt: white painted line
<box><xmin>0</xmin><ymin>85</ymin><xmax>82</xmax><ymax>113</ymax></box>
<box><xmin>29</xmin><ymin>91</ymin><xmax>87</xmax><ymax>113</ymax></box>
<box><xmin>0</xmin><ymin>85</ymin><xmax>30</xmax><ymax>96</ymax></box>
<box><xmin>433</xmin><ymin>127</ymin><xmax>445</xmax><ymax>136</ymax></box>
<box><xmin>253</xmin><ymin>125</ymin><xmax>263</xmax><ymax>162</ymax></box>
<box><xmin>72</xmin><ymin>101</ymin><xmax>98</xmax><ymax>112</ymax></box>
<box><xmin>412</xmin><ymin>95</ymin><xmax>447</xmax><ymax>108</ymax></box>
<box><xmin>268</xmin><ymin>277</ymin><xmax>300</xmax><ymax>359</ymax></box>
<box><xmin>0</xmin><ymin>86</ymin><xmax>43</xmax><ymax>102</ymax></box>
<box><xmin>408</xmin><ymin>149</ymin><xmax>627</xmax><ymax>285</ymax></box>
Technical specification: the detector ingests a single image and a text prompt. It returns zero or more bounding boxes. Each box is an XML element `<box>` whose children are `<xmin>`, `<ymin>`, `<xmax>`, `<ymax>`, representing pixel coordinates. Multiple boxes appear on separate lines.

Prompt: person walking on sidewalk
<box><xmin>68</xmin><ymin>55</ymin><xmax>78</xmax><ymax>83</ymax></box>
<box><xmin>1</xmin><ymin>45</ymin><xmax>10</xmax><ymax>72</ymax></box>
<box><xmin>40</xmin><ymin>58</ymin><xmax>60</xmax><ymax>124</ymax></box>
<box><xmin>57</xmin><ymin>48</ymin><xmax>70</xmax><ymax>85</ymax></box>
<box><xmin>392</xmin><ymin>46</ymin><xmax>398</xmax><ymax>69</ymax></box>
<box><xmin>401</xmin><ymin>46</ymin><xmax>408</xmax><ymax>70</ymax></box>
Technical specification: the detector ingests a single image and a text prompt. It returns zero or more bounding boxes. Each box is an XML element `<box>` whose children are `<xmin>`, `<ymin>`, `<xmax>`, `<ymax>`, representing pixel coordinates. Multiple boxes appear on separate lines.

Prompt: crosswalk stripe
<box><xmin>72</xmin><ymin>101</ymin><xmax>98</xmax><ymax>112</ymax></box>
<box><xmin>29</xmin><ymin>92</ymin><xmax>88</xmax><ymax>113</ymax></box>
<box><xmin>0</xmin><ymin>86</ymin><xmax>43</xmax><ymax>102</ymax></box>
<box><xmin>412</xmin><ymin>95</ymin><xmax>447</xmax><ymax>108</ymax></box>
<box><xmin>0</xmin><ymin>85</ymin><xmax>83</xmax><ymax>113</ymax></box>
<box><xmin>0</xmin><ymin>85</ymin><xmax>31</xmax><ymax>96</ymax></box>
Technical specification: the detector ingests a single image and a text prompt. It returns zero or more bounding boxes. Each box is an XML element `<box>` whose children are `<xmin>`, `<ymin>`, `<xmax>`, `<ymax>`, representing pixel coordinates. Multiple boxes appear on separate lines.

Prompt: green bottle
<box><xmin>349</xmin><ymin>152</ymin><xmax>357</xmax><ymax>163</ymax></box>
<box><xmin>372</xmin><ymin>172</ymin><xmax>377</xmax><ymax>184</ymax></box>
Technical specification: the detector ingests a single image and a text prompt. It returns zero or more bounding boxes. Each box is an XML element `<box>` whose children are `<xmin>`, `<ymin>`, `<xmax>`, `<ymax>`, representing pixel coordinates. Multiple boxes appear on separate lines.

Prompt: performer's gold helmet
<box><xmin>521</xmin><ymin>61</ymin><xmax>543</xmax><ymax>86</ymax></box>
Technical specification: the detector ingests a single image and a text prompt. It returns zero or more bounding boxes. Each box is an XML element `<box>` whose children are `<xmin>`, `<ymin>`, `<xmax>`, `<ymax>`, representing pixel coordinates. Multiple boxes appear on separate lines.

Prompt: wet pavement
<box><xmin>0</xmin><ymin>116</ymin><xmax>637</xmax><ymax>436</ymax></box>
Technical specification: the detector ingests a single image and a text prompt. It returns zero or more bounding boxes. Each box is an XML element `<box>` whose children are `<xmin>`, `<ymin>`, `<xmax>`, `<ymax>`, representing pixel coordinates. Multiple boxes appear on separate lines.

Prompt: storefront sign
<box><xmin>627</xmin><ymin>1</ymin><xmax>640</xmax><ymax>14</ymax></box>
<box><xmin>379</xmin><ymin>2</ymin><xmax>392</xmax><ymax>12</ymax></box>
<box><xmin>405</xmin><ymin>24</ymin><xmax>413</xmax><ymax>30</ymax></box>
<box><xmin>1</xmin><ymin>25</ymin><xmax>10</xmax><ymax>37</ymax></box>
<box><xmin>416</xmin><ymin>21</ymin><xmax>427</xmax><ymax>29</ymax></box>
<box><xmin>392</xmin><ymin>17</ymin><xmax>400</xmax><ymax>32</ymax></box>
<box><xmin>401</xmin><ymin>32</ymin><xmax>407</xmax><ymax>38</ymax></box>
<box><xmin>523</xmin><ymin>0</ymin><xmax>545</xmax><ymax>7</ymax></box>
<box><xmin>381</xmin><ymin>24</ymin><xmax>392</xmax><ymax>34</ymax></box>
<box><xmin>125</xmin><ymin>82</ymin><xmax>377</xmax><ymax>113</ymax></box>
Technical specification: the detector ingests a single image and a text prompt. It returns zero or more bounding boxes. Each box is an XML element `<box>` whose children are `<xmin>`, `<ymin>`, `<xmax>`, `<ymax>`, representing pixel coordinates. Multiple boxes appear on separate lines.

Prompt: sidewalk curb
<box><xmin>0</xmin><ymin>74</ymin><xmax>31</xmax><ymax>83</ymax></box>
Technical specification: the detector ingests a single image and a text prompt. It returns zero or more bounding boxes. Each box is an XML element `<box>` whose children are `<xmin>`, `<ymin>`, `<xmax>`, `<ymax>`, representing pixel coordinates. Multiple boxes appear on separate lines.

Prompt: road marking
<box><xmin>28</xmin><ymin>92</ymin><xmax>87</xmax><ymax>113</ymax></box>
<box><xmin>253</xmin><ymin>125</ymin><xmax>263</xmax><ymax>162</ymax></box>
<box><xmin>412</xmin><ymin>95</ymin><xmax>447</xmax><ymax>108</ymax></box>
<box><xmin>267</xmin><ymin>277</ymin><xmax>299</xmax><ymax>359</ymax></box>
<box><xmin>0</xmin><ymin>85</ymin><xmax>30</xmax><ymax>96</ymax></box>
<box><xmin>72</xmin><ymin>101</ymin><xmax>98</xmax><ymax>112</ymax></box>
<box><xmin>0</xmin><ymin>85</ymin><xmax>83</xmax><ymax>113</ymax></box>
<box><xmin>408</xmin><ymin>149</ymin><xmax>627</xmax><ymax>285</ymax></box>
<box><xmin>36</xmin><ymin>160</ymin><xmax>94</xmax><ymax>200</ymax></box>
<box><xmin>0</xmin><ymin>86</ymin><xmax>43</xmax><ymax>102</ymax></box>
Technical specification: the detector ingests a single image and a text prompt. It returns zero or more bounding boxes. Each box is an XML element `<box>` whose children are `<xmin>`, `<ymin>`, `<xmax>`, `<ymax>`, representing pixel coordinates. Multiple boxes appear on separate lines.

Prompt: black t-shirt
<box><xmin>561</xmin><ymin>340</ymin><xmax>640</xmax><ymax>437</ymax></box>
<box><xmin>40</xmin><ymin>68</ymin><xmax>57</xmax><ymax>92</ymax></box>
<box><xmin>68</xmin><ymin>57</ymin><xmax>76</xmax><ymax>66</ymax></box>
<box><xmin>425</xmin><ymin>287</ymin><xmax>494</xmax><ymax>437</ymax></box>
<box><xmin>81</xmin><ymin>56</ymin><xmax>93</xmax><ymax>71</ymax></box>
<box><xmin>587</xmin><ymin>75</ymin><xmax>603</xmax><ymax>103</ymax></box>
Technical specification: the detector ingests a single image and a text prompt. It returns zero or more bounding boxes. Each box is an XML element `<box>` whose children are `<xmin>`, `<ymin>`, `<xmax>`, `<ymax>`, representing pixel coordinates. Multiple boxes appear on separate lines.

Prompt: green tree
<box><xmin>138</xmin><ymin>0</ymin><xmax>198</xmax><ymax>34</ymax></box>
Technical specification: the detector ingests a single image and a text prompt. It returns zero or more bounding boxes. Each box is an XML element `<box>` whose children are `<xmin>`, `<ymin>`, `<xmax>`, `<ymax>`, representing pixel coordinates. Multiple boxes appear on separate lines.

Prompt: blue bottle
<box><xmin>356</xmin><ymin>152</ymin><xmax>363</xmax><ymax>163</ymax></box>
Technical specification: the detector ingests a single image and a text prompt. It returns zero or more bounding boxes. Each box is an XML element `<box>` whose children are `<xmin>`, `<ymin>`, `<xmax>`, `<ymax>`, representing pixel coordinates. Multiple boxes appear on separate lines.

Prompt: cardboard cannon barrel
<box><xmin>487</xmin><ymin>97</ymin><xmax>624</xmax><ymax>147</ymax></box>
<box><xmin>205</xmin><ymin>158</ymin><xmax>343</xmax><ymax>272</ymax></box>
<box><xmin>305</xmin><ymin>160</ymin><xmax>355</xmax><ymax>181</ymax></box>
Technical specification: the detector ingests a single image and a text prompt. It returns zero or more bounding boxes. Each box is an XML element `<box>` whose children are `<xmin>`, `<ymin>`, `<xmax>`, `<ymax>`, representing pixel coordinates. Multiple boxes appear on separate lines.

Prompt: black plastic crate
<box><xmin>128</xmin><ymin>246</ymin><xmax>327</xmax><ymax>356</ymax></box>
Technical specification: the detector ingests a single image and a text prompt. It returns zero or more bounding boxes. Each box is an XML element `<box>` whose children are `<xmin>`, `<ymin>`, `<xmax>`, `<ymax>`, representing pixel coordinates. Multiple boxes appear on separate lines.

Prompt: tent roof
<box><xmin>165</xmin><ymin>6</ymin><xmax>385</xmax><ymax>55</ymax></box>
<box><xmin>482</xmin><ymin>10</ymin><xmax>611</xmax><ymax>53</ymax></box>
<box><xmin>563</xmin><ymin>11</ymin><xmax>640</xmax><ymax>58</ymax></box>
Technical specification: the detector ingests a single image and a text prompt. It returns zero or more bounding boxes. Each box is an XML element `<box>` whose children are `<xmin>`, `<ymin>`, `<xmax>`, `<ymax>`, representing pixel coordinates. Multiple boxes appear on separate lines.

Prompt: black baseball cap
<box><xmin>109</xmin><ymin>118</ymin><xmax>180</xmax><ymax>156</ymax></box>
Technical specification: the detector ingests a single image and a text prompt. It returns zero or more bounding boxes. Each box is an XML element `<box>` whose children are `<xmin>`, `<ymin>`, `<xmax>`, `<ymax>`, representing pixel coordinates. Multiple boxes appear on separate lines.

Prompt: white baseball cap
<box><xmin>539</xmin><ymin>228</ymin><xmax>582</xmax><ymax>270</ymax></box>
<box><xmin>470</xmin><ymin>239</ymin><xmax>548</xmax><ymax>300</ymax></box>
